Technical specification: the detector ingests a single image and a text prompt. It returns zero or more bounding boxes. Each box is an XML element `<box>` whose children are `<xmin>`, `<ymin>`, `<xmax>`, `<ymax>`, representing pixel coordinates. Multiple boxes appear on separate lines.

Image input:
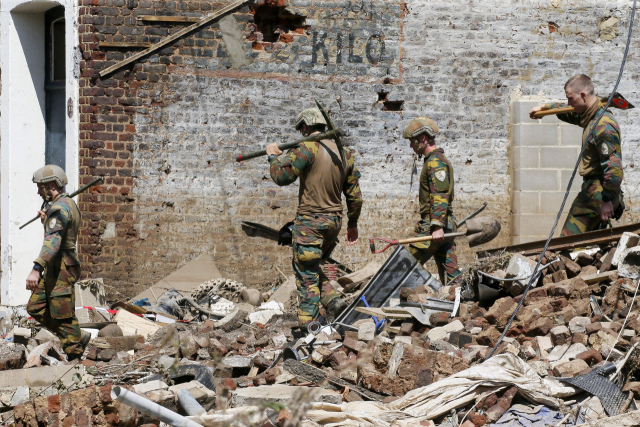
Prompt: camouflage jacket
<box><xmin>269</xmin><ymin>141</ymin><xmax>363</xmax><ymax>228</ymax></box>
<box><xmin>418</xmin><ymin>148</ymin><xmax>455</xmax><ymax>230</ymax></box>
<box><xmin>546</xmin><ymin>102</ymin><xmax>623</xmax><ymax>201</ymax></box>
<box><xmin>34</xmin><ymin>194</ymin><xmax>81</xmax><ymax>268</ymax></box>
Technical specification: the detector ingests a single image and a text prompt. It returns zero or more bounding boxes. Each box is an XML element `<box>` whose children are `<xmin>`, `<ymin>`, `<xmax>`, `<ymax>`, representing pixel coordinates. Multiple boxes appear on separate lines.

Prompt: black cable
<box><xmin>486</xmin><ymin>0</ymin><xmax>637</xmax><ymax>359</ymax></box>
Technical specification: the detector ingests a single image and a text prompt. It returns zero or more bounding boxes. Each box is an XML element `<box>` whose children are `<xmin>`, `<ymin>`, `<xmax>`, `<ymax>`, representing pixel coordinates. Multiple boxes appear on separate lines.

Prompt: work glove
<box><xmin>278</xmin><ymin>221</ymin><xmax>295</xmax><ymax>246</ymax></box>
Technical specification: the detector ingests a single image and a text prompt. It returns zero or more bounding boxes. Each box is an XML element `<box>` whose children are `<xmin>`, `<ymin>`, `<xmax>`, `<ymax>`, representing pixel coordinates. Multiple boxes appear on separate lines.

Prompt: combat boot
<box><xmin>322</xmin><ymin>294</ymin><xmax>347</xmax><ymax>324</ymax></box>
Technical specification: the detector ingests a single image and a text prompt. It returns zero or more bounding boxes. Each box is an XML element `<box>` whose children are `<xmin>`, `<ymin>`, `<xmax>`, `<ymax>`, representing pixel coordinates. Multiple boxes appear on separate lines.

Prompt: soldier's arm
<box><xmin>593</xmin><ymin>120</ymin><xmax>623</xmax><ymax>200</ymax></box>
<box><xmin>428</xmin><ymin>157</ymin><xmax>451</xmax><ymax>228</ymax></box>
<box><xmin>543</xmin><ymin>102</ymin><xmax>582</xmax><ymax>126</ymax></box>
<box><xmin>34</xmin><ymin>206</ymin><xmax>71</xmax><ymax>267</ymax></box>
<box><xmin>343</xmin><ymin>150</ymin><xmax>363</xmax><ymax>228</ymax></box>
<box><xmin>269</xmin><ymin>142</ymin><xmax>316</xmax><ymax>186</ymax></box>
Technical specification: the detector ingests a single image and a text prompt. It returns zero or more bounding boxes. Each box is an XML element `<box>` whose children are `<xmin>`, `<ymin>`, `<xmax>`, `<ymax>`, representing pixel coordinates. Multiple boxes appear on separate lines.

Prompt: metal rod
<box><xmin>19</xmin><ymin>177</ymin><xmax>103</xmax><ymax>230</ymax></box>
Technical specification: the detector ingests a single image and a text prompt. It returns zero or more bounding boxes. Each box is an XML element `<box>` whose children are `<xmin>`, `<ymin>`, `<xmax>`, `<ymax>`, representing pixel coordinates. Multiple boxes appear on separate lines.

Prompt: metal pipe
<box><xmin>110</xmin><ymin>385</ymin><xmax>203</xmax><ymax>427</ymax></box>
<box><xmin>177</xmin><ymin>389</ymin><xmax>206</xmax><ymax>417</ymax></box>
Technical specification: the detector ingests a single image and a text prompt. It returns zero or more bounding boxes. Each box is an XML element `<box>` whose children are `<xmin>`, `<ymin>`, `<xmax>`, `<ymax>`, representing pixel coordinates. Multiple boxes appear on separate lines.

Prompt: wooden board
<box><xmin>114</xmin><ymin>308</ymin><xmax>161</xmax><ymax>338</ymax></box>
<box><xmin>354</xmin><ymin>306</ymin><xmax>412</xmax><ymax>319</ymax></box>
<box><xmin>100</xmin><ymin>42</ymin><xmax>151</xmax><ymax>48</ymax></box>
<box><xmin>583</xmin><ymin>271</ymin><xmax>617</xmax><ymax>284</ymax></box>
<box><xmin>137</xmin><ymin>15</ymin><xmax>201</xmax><ymax>22</ymax></box>
<box><xmin>383</xmin><ymin>325</ymin><xmax>401</xmax><ymax>334</ymax></box>
<box><xmin>99</xmin><ymin>0</ymin><xmax>247</xmax><ymax>76</ymax></box>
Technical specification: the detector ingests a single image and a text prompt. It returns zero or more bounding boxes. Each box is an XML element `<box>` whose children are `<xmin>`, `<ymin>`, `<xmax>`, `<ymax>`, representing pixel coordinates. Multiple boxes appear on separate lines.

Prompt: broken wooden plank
<box><xmin>477</xmin><ymin>221</ymin><xmax>640</xmax><ymax>259</ymax></box>
<box><xmin>99</xmin><ymin>0</ymin><xmax>247</xmax><ymax>77</ymax></box>
<box><xmin>100</xmin><ymin>42</ymin><xmax>152</xmax><ymax>48</ymax></box>
<box><xmin>381</xmin><ymin>307</ymin><xmax>411</xmax><ymax>314</ymax></box>
<box><xmin>137</xmin><ymin>15</ymin><xmax>201</xmax><ymax>22</ymax></box>
<box><xmin>355</xmin><ymin>306</ymin><xmax>412</xmax><ymax>319</ymax></box>
<box><xmin>583</xmin><ymin>271</ymin><xmax>618</xmax><ymax>285</ymax></box>
<box><xmin>283</xmin><ymin>359</ymin><xmax>385</xmax><ymax>401</ymax></box>
<box><xmin>383</xmin><ymin>325</ymin><xmax>401</xmax><ymax>334</ymax></box>
<box><xmin>387</xmin><ymin>342</ymin><xmax>405</xmax><ymax>380</ymax></box>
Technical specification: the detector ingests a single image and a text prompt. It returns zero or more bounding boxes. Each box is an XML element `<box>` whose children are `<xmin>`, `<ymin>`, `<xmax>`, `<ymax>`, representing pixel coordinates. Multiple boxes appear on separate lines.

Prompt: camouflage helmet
<box><xmin>32</xmin><ymin>165</ymin><xmax>68</xmax><ymax>188</ymax></box>
<box><xmin>403</xmin><ymin>117</ymin><xmax>438</xmax><ymax>139</ymax></box>
<box><xmin>295</xmin><ymin>108</ymin><xmax>327</xmax><ymax>130</ymax></box>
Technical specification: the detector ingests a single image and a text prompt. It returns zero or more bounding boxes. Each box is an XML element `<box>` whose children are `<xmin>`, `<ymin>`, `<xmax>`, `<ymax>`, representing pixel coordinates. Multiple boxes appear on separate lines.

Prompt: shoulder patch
<box><xmin>48</xmin><ymin>218</ymin><xmax>57</xmax><ymax>229</ymax></box>
<box><xmin>435</xmin><ymin>170</ymin><xmax>446</xmax><ymax>182</ymax></box>
<box><xmin>600</xmin><ymin>143</ymin><xmax>610</xmax><ymax>156</ymax></box>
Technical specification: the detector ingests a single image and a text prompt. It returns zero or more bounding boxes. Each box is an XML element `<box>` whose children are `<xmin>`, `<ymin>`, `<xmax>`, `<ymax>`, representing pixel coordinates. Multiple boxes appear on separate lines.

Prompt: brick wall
<box><xmin>511</xmin><ymin>99</ymin><xmax>584</xmax><ymax>244</ymax></box>
<box><xmin>77</xmin><ymin>0</ymin><xmax>640</xmax><ymax>296</ymax></box>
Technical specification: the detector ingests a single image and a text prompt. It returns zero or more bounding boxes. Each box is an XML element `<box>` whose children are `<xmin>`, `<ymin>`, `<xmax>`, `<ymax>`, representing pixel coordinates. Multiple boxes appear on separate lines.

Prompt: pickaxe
<box><xmin>236</xmin><ymin>129</ymin><xmax>345</xmax><ymax>162</ymax></box>
<box><xmin>369</xmin><ymin>209</ymin><xmax>500</xmax><ymax>254</ymax></box>
<box><xmin>532</xmin><ymin>92</ymin><xmax>634</xmax><ymax>118</ymax></box>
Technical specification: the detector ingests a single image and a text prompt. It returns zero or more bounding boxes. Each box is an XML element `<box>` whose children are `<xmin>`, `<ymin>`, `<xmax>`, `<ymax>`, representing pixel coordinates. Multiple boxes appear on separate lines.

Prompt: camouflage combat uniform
<box><xmin>270</xmin><ymin>139</ymin><xmax>363</xmax><ymax>326</ymax></box>
<box><xmin>27</xmin><ymin>194</ymin><xmax>83</xmax><ymax>357</ymax></box>
<box><xmin>409</xmin><ymin>148</ymin><xmax>462</xmax><ymax>286</ymax></box>
<box><xmin>545</xmin><ymin>101</ymin><xmax>624</xmax><ymax>236</ymax></box>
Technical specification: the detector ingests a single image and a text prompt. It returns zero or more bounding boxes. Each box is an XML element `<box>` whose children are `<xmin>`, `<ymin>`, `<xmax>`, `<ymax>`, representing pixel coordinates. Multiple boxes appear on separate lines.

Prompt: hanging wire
<box><xmin>486</xmin><ymin>0</ymin><xmax>638</xmax><ymax>359</ymax></box>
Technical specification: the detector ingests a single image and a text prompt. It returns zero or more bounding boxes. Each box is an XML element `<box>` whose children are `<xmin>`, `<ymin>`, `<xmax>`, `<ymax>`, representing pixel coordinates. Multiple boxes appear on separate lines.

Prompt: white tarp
<box><xmin>188</xmin><ymin>353</ymin><xmax>576</xmax><ymax>427</ymax></box>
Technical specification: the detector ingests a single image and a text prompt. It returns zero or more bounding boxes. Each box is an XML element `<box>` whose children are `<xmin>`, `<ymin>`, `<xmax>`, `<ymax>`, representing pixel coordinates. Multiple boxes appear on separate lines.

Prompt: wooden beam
<box><xmin>137</xmin><ymin>16</ymin><xmax>201</xmax><ymax>22</ymax></box>
<box><xmin>583</xmin><ymin>271</ymin><xmax>618</xmax><ymax>285</ymax></box>
<box><xmin>354</xmin><ymin>306</ymin><xmax>412</xmax><ymax>319</ymax></box>
<box><xmin>99</xmin><ymin>0</ymin><xmax>247</xmax><ymax>77</ymax></box>
<box><xmin>100</xmin><ymin>42</ymin><xmax>152</xmax><ymax>48</ymax></box>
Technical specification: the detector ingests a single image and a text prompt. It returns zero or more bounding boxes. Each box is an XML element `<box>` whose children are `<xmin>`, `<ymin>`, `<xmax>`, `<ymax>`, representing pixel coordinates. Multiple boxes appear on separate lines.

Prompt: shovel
<box><xmin>369</xmin><ymin>215</ymin><xmax>501</xmax><ymax>254</ymax></box>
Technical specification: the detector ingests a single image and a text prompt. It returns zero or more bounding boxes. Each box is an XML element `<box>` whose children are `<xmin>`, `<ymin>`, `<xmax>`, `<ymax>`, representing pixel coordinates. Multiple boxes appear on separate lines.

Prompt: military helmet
<box><xmin>295</xmin><ymin>108</ymin><xmax>327</xmax><ymax>130</ymax></box>
<box><xmin>403</xmin><ymin>117</ymin><xmax>438</xmax><ymax>139</ymax></box>
<box><xmin>32</xmin><ymin>165</ymin><xmax>68</xmax><ymax>188</ymax></box>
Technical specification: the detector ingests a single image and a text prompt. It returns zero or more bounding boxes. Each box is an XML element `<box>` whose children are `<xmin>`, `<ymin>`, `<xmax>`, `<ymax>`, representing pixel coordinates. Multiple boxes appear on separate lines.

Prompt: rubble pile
<box><xmin>3</xmin><ymin>237</ymin><xmax>640</xmax><ymax>426</ymax></box>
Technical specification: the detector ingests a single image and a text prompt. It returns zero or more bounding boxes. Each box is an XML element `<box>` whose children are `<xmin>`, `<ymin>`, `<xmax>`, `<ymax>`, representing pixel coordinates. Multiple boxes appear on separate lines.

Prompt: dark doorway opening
<box><xmin>45</xmin><ymin>5</ymin><xmax>66</xmax><ymax>169</ymax></box>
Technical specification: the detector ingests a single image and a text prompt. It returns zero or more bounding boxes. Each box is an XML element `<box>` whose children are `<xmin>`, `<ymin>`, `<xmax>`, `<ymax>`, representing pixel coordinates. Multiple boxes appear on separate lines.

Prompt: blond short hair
<box><xmin>564</xmin><ymin>74</ymin><xmax>595</xmax><ymax>95</ymax></box>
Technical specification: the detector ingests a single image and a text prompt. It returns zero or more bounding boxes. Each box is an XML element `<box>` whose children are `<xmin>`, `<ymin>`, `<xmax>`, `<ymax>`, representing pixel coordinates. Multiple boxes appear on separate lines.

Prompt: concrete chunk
<box><xmin>612</xmin><ymin>232</ymin><xmax>640</xmax><ymax>267</ymax></box>
<box><xmin>229</xmin><ymin>384</ymin><xmax>341</xmax><ymax>407</ymax></box>
<box><xmin>619</xmin><ymin>246</ymin><xmax>640</xmax><ymax>279</ymax></box>
<box><xmin>552</xmin><ymin>359</ymin><xmax>589</xmax><ymax>377</ymax></box>
<box><xmin>223</xmin><ymin>355</ymin><xmax>253</xmax><ymax>368</ymax></box>
<box><xmin>568</xmin><ymin>316</ymin><xmax>591</xmax><ymax>334</ymax></box>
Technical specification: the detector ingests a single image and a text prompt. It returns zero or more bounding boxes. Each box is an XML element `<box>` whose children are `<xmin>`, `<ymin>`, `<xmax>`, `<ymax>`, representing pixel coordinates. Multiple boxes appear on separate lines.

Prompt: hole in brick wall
<box><xmin>382</xmin><ymin>100</ymin><xmax>404</xmax><ymax>112</ymax></box>
<box><xmin>383</xmin><ymin>77</ymin><xmax>393</xmax><ymax>84</ymax></box>
<box><xmin>377</xmin><ymin>90</ymin><xmax>389</xmax><ymax>102</ymax></box>
<box><xmin>251</xmin><ymin>5</ymin><xmax>307</xmax><ymax>44</ymax></box>
<box><xmin>548</xmin><ymin>21</ymin><xmax>559</xmax><ymax>33</ymax></box>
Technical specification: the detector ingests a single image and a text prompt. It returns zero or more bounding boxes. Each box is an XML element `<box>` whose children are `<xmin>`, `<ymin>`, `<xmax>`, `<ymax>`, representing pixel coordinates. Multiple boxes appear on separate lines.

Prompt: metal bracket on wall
<box><xmin>99</xmin><ymin>0</ymin><xmax>248</xmax><ymax>77</ymax></box>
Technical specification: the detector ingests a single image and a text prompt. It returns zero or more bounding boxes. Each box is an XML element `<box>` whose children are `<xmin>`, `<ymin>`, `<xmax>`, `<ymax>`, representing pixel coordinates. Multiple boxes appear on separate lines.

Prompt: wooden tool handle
<box><xmin>397</xmin><ymin>232</ymin><xmax>465</xmax><ymax>245</ymax></box>
<box><xmin>532</xmin><ymin>106</ymin><xmax>575</xmax><ymax>118</ymax></box>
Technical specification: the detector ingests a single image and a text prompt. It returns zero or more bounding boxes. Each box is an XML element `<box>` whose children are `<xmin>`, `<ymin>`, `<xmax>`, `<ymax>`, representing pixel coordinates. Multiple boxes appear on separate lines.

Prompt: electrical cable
<box><xmin>486</xmin><ymin>0</ymin><xmax>638</xmax><ymax>360</ymax></box>
<box><xmin>604</xmin><ymin>278</ymin><xmax>639</xmax><ymax>364</ymax></box>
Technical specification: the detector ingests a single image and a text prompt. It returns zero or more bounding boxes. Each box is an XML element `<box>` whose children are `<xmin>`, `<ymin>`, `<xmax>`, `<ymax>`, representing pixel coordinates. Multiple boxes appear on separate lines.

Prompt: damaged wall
<box><xmin>76</xmin><ymin>0</ymin><xmax>640</xmax><ymax>296</ymax></box>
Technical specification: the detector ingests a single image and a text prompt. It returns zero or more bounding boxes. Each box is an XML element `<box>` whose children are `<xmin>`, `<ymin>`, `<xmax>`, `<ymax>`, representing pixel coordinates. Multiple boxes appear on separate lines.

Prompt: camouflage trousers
<box><xmin>561</xmin><ymin>179</ymin><xmax>609</xmax><ymax>236</ymax></box>
<box><xmin>292</xmin><ymin>214</ymin><xmax>341</xmax><ymax>327</ymax></box>
<box><xmin>409</xmin><ymin>220</ymin><xmax>462</xmax><ymax>286</ymax></box>
<box><xmin>27</xmin><ymin>256</ymin><xmax>82</xmax><ymax>357</ymax></box>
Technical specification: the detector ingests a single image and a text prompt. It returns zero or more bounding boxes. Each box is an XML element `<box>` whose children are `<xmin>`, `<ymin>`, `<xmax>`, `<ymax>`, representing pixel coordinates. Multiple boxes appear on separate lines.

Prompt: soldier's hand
<box><xmin>345</xmin><ymin>227</ymin><xmax>359</xmax><ymax>245</ymax></box>
<box><xmin>38</xmin><ymin>210</ymin><xmax>46</xmax><ymax>223</ymax></box>
<box><xmin>600</xmin><ymin>201</ymin><xmax>614</xmax><ymax>221</ymax></box>
<box><xmin>266</xmin><ymin>143</ymin><xmax>283</xmax><ymax>157</ymax></box>
<box><xmin>529</xmin><ymin>105</ymin><xmax>546</xmax><ymax>119</ymax></box>
<box><xmin>431</xmin><ymin>226</ymin><xmax>445</xmax><ymax>242</ymax></box>
<box><xmin>26</xmin><ymin>269</ymin><xmax>40</xmax><ymax>291</ymax></box>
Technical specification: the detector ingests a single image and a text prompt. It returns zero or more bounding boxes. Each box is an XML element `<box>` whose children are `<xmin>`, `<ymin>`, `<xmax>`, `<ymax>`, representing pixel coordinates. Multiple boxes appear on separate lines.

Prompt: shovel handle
<box><xmin>236</xmin><ymin>128</ymin><xmax>344</xmax><ymax>162</ymax></box>
<box><xmin>370</xmin><ymin>232</ymin><xmax>466</xmax><ymax>254</ymax></box>
<box><xmin>397</xmin><ymin>232</ymin><xmax>465</xmax><ymax>245</ymax></box>
<box><xmin>532</xmin><ymin>106</ymin><xmax>575</xmax><ymax>118</ymax></box>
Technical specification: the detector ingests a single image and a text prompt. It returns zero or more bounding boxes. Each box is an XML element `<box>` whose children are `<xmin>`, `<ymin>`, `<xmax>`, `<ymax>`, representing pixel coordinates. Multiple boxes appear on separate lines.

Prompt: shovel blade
<box><xmin>466</xmin><ymin>216</ymin><xmax>501</xmax><ymax>247</ymax></box>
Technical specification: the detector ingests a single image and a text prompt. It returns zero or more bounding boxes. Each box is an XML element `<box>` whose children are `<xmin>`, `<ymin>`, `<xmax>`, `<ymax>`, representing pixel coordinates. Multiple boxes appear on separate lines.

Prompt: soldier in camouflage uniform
<box><xmin>266</xmin><ymin>108</ymin><xmax>363</xmax><ymax>328</ymax></box>
<box><xmin>403</xmin><ymin>117</ymin><xmax>462</xmax><ymax>286</ymax></box>
<box><xmin>26</xmin><ymin>165</ymin><xmax>89</xmax><ymax>360</ymax></box>
<box><xmin>529</xmin><ymin>74</ymin><xmax>624</xmax><ymax>236</ymax></box>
